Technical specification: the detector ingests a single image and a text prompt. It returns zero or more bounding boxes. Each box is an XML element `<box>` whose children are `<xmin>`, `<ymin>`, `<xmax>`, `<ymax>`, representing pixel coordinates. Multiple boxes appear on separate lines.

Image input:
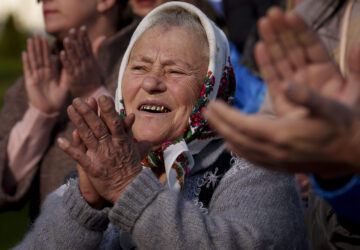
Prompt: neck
<box><xmin>87</xmin><ymin>15</ymin><xmax>118</xmax><ymax>44</ymax></box>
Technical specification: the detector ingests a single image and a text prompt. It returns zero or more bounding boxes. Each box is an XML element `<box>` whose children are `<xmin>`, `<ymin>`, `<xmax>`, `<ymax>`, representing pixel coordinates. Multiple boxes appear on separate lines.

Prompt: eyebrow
<box><xmin>130</xmin><ymin>55</ymin><xmax>194</xmax><ymax>71</ymax></box>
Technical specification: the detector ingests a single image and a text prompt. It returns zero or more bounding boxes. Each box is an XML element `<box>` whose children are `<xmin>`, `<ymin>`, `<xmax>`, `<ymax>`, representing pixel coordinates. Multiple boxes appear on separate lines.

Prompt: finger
<box><xmin>286</xmin><ymin>12</ymin><xmax>330</xmax><ymax>63</ymax></box>
<box><xmin>348</xmin><ymin>43</ymin><xmax>360</xmax><ymax>81</ymax></box>
<box><xmin>63</xmin><ymin>36</ymin><xmax>79</xmax><ymax>66</ymax></box>
<box><xmin>34</xmin><ymin>34</ymin><xmax>43</xmax><ymax>67</ymax></box>
<box><xmin>204</xmin><ymin>100</ymin><xmax>289</xmax><ymax>146</ymax></box>
<box><xmin>41</xmin><ymin>37</ymin><xmax>51</xmax><ymax>68</ymax></box>
<box><xmin>346</xmin><ymin>43</ymin><xmax>360</xmax><ymax>106</ymax></box>
<box><xmin>286</xmin><ymin>83</ymin><xmax>354</xmax><ymax>128</ymax></box>
<box><xmin>72</xmin><ymin>129</ymin><xmax>86</xmax><ymax>153</ymax></box>
<box><xmin>59</xmin><ymin>50</ymin><xmax>74</xmax><ymax>74</ymax></box>
<box><xmin>255</xmin><ymin>42</ymin><xmax>282</xmax><ymax>86</ymax></box>
<box><xmin>79</xmin><ymin>26</ymin><xmax>92</xmax><ymax>56</ymax></box>
<box><xmin>67</xmin><ymin>104</ymin><xmax>99</xmax><ymax>149</ymax></box>
<box><xmin>27</xmin><ymin>39</ymin><xmax>37</xmax><ymax>72</ymax></box>
<box><xmin>97</xmin><ymin>95</ymin><xmax>126</xmax><ymax>137</ymax></box>
<box><xmin>270</xmin><ymin>9</ymin><xmax>306</xmax><ymax>69</ymax></box>
<box><xmin>22</xmin><ymin>51</ymin><xmax>32</xmax><ymax>79</ymax></box>
<box><xmin>258</xmin><ymin>12</ymin><xmax>285</xmax><ymax>62</ymax></box>
<box><xmin>123</xmin><ymin>113</ymin><xmax>135</xmax><ymax>133</ymax></box>
<box><xmin>72</xmin><ymin>98</ymin><xmax>110</xmax><ymax>141</ymax></box>
<box><xmin>57</xmin><ymin>137</ymin><xmax>92</xmax><ymax>170</ymax></box>
<box><xmin>265</xmin><ymin>8</ymin><xmax>295</xmax><ymax>78</ymax></box>
<box><xmin>69</xmin><ymin>28</ymin><xmax>86</xmax><ymax>58</ymax></box>
<box><xmin>86</xmin><ymin>97</ymin><xmax>98</xmax><ymax>114</ymax></box>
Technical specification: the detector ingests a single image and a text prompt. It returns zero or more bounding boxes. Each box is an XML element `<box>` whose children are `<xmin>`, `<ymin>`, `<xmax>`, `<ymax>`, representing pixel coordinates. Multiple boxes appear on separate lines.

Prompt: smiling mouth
<box><xmin>139</xmin><ymin>104</ymin><xmax>170</xmax><ymax>113</ymax></box>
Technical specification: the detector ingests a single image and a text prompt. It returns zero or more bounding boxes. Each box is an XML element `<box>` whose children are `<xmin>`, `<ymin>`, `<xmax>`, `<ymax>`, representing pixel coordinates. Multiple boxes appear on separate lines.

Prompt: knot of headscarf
<box><xmin>115</xmin><ymin>2</ymin><xmax>235</xmax><ymax>191</ymax></box>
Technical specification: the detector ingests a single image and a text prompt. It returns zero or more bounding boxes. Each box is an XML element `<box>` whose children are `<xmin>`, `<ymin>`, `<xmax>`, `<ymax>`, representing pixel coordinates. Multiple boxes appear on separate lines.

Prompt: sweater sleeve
<box><xmin>12</xmin><ymin>178</ymin><xmax>109</xmax><ymax>250</ymax></box>
<box><xmin>310</xmin><ymin>175</ymin><xmax>360</xmax><ymax>223</ymax></box>
<box><xmin>5</xmin><ymin>104</ymin><xmax>59</xmax><ymax>192</ymax></box>
<box><xmin>109</xmin><ymin>162</ymin><xmax>310</xmax><ymax>250</ymax></box>
<box><xmin>0</xmin><ymin>77</ymin><xmax>37</xmax><ymax>210</ymax></box>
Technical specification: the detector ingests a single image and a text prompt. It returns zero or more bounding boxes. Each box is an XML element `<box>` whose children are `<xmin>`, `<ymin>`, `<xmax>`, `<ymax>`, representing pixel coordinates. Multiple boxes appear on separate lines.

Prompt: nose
<box><xmin>141</xmin><ymin>73</ymin><xmax>167</xmax><ymax>94</ymax></box>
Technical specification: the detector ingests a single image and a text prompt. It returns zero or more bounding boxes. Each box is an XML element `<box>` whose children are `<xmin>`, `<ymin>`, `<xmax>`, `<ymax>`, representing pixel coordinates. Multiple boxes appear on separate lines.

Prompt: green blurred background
<box><xmin>0</xmin><ymin>16</ymin><xmax>30</xmax><ymax>250</ymax></box>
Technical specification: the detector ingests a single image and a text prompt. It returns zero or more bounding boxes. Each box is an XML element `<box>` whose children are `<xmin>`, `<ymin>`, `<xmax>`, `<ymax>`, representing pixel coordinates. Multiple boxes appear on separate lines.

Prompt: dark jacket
<box><xmin>305</xmin><ymin>188</ymin><xmax>360</xmax><ymax>249</ymax></box>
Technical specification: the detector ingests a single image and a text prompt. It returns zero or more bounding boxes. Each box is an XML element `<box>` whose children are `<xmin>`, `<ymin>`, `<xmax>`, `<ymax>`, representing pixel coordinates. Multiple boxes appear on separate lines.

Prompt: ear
<box><xmin>97</xmin><ymin>0</ymin><xmax>117</xmax><ymax>13</ymax></box>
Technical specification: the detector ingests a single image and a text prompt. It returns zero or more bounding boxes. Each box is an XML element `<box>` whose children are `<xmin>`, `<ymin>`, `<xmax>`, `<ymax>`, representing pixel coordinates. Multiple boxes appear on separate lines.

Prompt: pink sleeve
<box><xmin>6</xmin><ymin>104</ymin><xmax>59</xmax><ymax>188</ymax></box>
<box><xmin>5</xmin><ymin>86</ymin><xmax>113</xmax><ymax>189</ymax></box>
<box><xmin>91</xmin><ymin>85</ymin><xmax>113</xmax><ymax>100</ymax></box>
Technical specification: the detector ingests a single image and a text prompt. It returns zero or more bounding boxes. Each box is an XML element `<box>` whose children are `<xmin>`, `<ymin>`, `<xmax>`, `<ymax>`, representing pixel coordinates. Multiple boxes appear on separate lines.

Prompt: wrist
<box><xmin>111</xmin><ymin>168</ymin><xmax>141</xmax><ymax>204</ymax></box>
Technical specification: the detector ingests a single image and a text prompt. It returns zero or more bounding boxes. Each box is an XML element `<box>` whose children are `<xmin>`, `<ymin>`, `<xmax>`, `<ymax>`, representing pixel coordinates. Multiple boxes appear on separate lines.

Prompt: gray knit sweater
<box><xmin>13</xmin><ymin>141</ymin><xmax>309</xmax><ymax>250</ymax></box>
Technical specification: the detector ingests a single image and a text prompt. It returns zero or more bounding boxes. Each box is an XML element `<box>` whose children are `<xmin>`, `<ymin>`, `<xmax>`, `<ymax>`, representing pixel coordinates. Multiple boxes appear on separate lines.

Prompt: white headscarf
<box><xmin>115</xmin><ymin>2</ymin><xmax>235</xmax><ymax>191</ymax></box>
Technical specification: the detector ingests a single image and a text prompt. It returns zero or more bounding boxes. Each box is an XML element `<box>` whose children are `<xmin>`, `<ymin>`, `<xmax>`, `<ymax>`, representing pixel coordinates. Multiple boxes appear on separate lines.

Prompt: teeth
<box><xmin>140</xmin><ymin>105</ymin><xmax>169</xmax><ymax>113</ymax></box>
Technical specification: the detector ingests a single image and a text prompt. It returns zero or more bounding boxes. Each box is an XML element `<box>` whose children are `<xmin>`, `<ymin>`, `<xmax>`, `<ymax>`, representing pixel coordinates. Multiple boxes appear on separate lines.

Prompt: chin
<box><xmin>133</xmin><ymin>127</ymin><xmax>173</xmax><ymax>149</ymax></box>
<box><xmin>45</xmin><ymin>24</ymin><xmax>68</xmax><ymax>40</ymax></box>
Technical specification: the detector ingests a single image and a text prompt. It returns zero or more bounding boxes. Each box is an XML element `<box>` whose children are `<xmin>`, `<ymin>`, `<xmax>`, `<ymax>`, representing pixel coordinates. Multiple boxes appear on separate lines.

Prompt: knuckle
<box><xmin>112</xmin><ymin>118</ymin><xmax>123</xmax><ymax>129</ymax></box>
<box><xmin>102</xmin><ymin>103</ymin><xmax>113</xmax><ymax>113</ymax></box>
<box><xmin>84</xmin><ymin>130</ymin><xmax>94</xmax><ymax>141</ymax></box>
<box><xmin>94</xmin><ymin>122</ymin><xmax>106</xmax><ymax>133</ymax></box>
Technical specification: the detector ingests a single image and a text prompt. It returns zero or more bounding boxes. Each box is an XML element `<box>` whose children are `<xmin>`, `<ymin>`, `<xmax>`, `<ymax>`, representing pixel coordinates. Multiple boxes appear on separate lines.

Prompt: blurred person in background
<box><xmin>222</xmin><ymin>0</ymin><xmax>284</xmax><ymax>114</ymax></box>
<box><xmin>0</xmin><ymin>0</ymin><xmax>136</xmax><ymax>222</ymax></box>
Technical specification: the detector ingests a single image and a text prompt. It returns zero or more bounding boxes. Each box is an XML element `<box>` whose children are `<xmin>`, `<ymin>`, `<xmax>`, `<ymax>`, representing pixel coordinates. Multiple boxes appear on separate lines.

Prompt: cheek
<box><xmin>122</xmin><ymin>74</ymin><xmax>142</xmax><ymax>111</ymax></box>
<box><xmin>171</xmin><ymin>78</ymin><xmax>201</xmax><ymax>110</ymax></box>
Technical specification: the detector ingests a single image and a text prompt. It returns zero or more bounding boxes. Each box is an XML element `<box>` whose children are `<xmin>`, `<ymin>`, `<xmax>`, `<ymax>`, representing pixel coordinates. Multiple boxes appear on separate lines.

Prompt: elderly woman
<box><xmin>14</xmin><ymin>3</ymin><xmax>309</xmax><ymax>250</ymax></box>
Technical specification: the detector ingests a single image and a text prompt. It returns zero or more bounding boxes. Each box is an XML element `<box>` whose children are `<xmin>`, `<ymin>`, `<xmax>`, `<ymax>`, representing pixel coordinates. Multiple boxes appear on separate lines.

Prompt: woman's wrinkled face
<box><xmin>122</xmin><ymin>25</ymin><xmax>208</xmax><ymax>149</ymax></box>
<box><xmin>42</xmin><ymin>0</ymin><xmax>98</xmax><ymax>39</ymax></box>
<box><xmin>129</xmin><ymin>0</ymin><xmax>170</xmax><ymax>17</ymax></box>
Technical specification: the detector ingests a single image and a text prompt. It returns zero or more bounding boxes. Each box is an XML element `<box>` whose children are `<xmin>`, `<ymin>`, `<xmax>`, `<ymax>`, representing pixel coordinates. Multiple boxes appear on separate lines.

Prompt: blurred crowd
<box><xmin>0</xmin><ymin>0</ymin><xmax>359</xmax><ymax>249</ymax></box>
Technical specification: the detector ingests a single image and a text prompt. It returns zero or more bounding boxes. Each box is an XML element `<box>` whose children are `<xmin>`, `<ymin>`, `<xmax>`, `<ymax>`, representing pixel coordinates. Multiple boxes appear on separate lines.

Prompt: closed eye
<box><xmin>168</xmin><ymin>69</ymin><xmax>185</xmax><ymax>75</ymax></box>
<box><xmin>132</xmin><ymin>66</ymin><xmax>145</xmax><ymax>71</ymax></box>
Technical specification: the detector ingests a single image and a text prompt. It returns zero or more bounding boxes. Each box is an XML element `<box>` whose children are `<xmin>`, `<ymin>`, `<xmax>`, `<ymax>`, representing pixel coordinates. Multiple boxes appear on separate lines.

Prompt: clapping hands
<box><xmin>60</xmin><ymin>26</ymin><xmax>105</xmax><ymax>98</ymax></box>
<box><xmin>22</xmin><ymin>35</ymin><xmax>68</xmax><ymax>114</ymax></box>
<box><xmin>58</xmin><ymin>97</ymin><xmax>152</xmax><ymax>205</ymax></box>
<box><xmin>204</xmin><ymin>8</ymin><xmax>360</xmax><ymax>176</ymax></box>
<box><xmin>22</xmin><ymin>26</ymin><xmax>105</xmax><ymax>114</ymax></box>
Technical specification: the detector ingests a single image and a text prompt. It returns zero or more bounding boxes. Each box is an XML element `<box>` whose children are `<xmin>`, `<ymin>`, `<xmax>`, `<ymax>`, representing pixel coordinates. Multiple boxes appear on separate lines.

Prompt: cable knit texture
<box><xmin>109</xmin><ymin>168</ymin><xmax>163</xmax><ymax>232</ymax></box>
<box><xmin>63</xmin><ymin>178</ymin><xmax>110</xmax><ymax>232</ymax></box>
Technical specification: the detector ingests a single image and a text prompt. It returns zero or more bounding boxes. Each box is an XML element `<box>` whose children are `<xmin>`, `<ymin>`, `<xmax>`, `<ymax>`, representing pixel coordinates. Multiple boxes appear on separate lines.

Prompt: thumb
<box><xmin>344</xmin><ymin>43</ymin><xmax>360</xmax><ymax>107</ymax></box>
<box><xmin>286</xmin><ymin>83</ymin><xmax>353</xmax><ymax>128</ymax></box>
<box><xmin>92</xmin><ymin>35</ymin><xmax>106</xmax><ymax>58</ymax></box>
<box><xmin>59</xmin><ymin>68</ymin><xmax>70</xmax><ymax>90</ymax></box>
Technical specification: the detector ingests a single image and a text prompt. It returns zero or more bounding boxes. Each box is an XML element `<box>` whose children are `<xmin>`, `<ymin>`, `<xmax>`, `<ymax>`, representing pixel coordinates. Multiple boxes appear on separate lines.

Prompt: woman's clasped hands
<box><xmin>58</xmin><ymin>96</ymin><xmax>152</xmax><ymax>207</ymax></box>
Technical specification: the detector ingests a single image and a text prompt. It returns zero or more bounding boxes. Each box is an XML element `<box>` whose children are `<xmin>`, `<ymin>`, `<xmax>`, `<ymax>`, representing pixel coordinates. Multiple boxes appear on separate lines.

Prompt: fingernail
<box><xmin>73</xmin><ymin>98</ymin><xmax>81</xmax><ymax>105</ymax></box>
<box><xmin>99</xmin><ymin>95</ymin><xmax>107</xmax><ymax>103</ymax></box>
<box><xmin>70</xmin><ymin>28</ymin><xmax>76</xmax><ymax>34</ymax></box>
<box><xmin>81</xmin><ymin>25</ymin><xmax>86</xmax><ymax>31</ymax></box>
<box><xmin>64</xmin><ymin>37</ymin><xmax>70</xmax><ymax>43</ymax></box>
<box><xmin>57</xmin><ymin>137</ymin><xmax>66</xmax><ymax>147</ymax></box>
